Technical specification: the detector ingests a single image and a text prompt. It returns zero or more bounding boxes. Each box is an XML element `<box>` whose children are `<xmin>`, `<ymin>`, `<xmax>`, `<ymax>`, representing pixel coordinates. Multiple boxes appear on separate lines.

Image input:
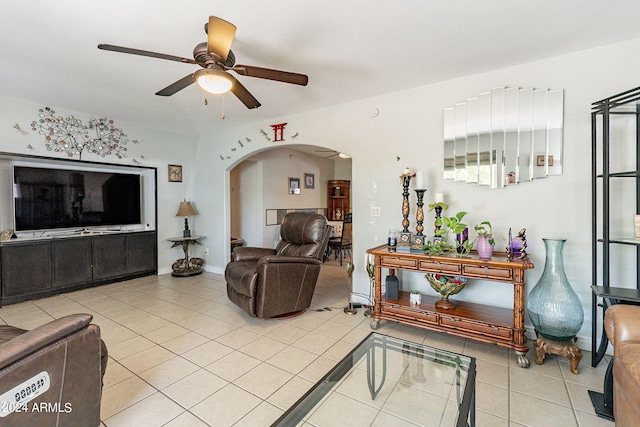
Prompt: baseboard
<box><xmin>158</xmin><ymin>266</ymin><xmax>172</xmax><ymax>276</ymax></box>
<box><xmin>159</xmin><ymin>264</ymin><xmax>225</xmax><ymax>275</ymax></box>
<box><xmin>204</xmin><ymin>264</ymin><xmax>225</xmax><ymax>275</ymax></box>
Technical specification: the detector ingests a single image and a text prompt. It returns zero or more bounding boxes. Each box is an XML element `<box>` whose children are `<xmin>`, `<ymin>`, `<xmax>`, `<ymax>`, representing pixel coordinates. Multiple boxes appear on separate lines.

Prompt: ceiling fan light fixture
<box><xmin>194</xmin><ymin>68</ymin><xmax>235</xmax><ymax>94</ymax></box>
<box><xmin>338</xmin><ymin>153</ymin><xmax>351</xmax><ymax>159</ymax></box>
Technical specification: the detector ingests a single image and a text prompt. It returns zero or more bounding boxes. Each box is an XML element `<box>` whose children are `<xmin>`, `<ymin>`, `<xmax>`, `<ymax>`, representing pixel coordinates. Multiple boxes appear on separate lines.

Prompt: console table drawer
<box><xmin>419</xmin><ymin>260</ymin><xmax>461</xmax><ymax>274</ymax></box>
<box><xmin>382</xmin><ymin>304</ymin><xmax>438</xmax><ymax>324</ymax></box>
<box><xmin>440</xmin><ymin>316</ymin><xmax>512</xmax><ymax>339</ymax></box>
<box><xmin>380</xmin><ymin>256</ymin><xmax>418</xmax><ymax>269</ymax></box>
<box><xmin>462</xmin><ymin>265</ymin><xmax>512</xmax><ymax>280</ymax></box>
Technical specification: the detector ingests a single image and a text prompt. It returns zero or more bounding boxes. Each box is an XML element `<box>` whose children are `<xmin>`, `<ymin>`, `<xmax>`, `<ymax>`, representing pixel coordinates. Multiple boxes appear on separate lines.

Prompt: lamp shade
<box><xmin>194</xmin><ymin>68</ymin><xmax>235</xmax><ymax>94</ymax></box>
<box><xmin>176</xmin><ymin>201</ymin><xmax>197</xmax><ymax>217</ymax></box>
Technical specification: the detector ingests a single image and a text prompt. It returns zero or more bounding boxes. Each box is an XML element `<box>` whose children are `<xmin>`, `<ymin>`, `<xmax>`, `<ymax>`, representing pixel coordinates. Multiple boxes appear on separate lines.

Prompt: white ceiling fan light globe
<box><xmin>194</xmin><ymin>69</ymin><xmax>235</xmax><ymax>94</ymax></box>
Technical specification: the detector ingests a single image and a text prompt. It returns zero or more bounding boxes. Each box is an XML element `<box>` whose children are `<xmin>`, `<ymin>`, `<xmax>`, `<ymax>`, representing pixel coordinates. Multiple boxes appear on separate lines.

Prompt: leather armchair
<box><xmin>604</xmin><ymin>304</ymin><xmax>640</xmax><ymax>426</ymax></box>
<box><xmin>0</xmin><ymin>313</ymin><xmax>107</xmax><ymax>427</ymax></box>
<box><xmin>226</xmin><ymin>212</ymin><xmax>331</xmax><ymax>318</ymax></box>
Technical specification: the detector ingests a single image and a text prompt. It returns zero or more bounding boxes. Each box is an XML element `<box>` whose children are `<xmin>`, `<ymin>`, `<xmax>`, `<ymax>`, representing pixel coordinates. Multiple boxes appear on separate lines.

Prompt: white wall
<box><xmin>0</xmin><ymin>96</ymin><xmax>195</xmax><ymax>273</ymax></box>
<box><xmin>194</xmin><ymin>37</ymin><xmax>640</xmax><ymax>349</ymax></box>
<box><xmin>230</xmin><ymin>160</ymin><xmax>259</xmax><ymax>246</ymax></box>
<box><xmin>334</xmin><ymin>158</ymin><xmax>352</xmax><ymax>181</ymax></box>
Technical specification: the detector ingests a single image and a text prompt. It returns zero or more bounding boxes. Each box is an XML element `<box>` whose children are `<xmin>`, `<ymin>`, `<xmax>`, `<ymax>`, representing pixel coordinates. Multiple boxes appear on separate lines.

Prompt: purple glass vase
<box><xmin>456</xmin><ymin>227</ymin><xmax>469</xmax><ymax>254</ymax></box>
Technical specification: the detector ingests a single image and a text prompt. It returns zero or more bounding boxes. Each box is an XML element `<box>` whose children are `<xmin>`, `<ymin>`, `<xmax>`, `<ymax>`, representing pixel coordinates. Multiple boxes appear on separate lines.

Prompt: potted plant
<box><xmin>410</xmin><ymin>289</ymin><xmax>422</xmax><ymax>305</ymax></box>
<box><xmin>423</xmin><ymin>211</ymin><xmax>476</xmax><ymax>257</ymax></box>
<box><xmin>474</xmin><ymin>221</ymin><xmax>495</xmax><ymax>260</ymax></box>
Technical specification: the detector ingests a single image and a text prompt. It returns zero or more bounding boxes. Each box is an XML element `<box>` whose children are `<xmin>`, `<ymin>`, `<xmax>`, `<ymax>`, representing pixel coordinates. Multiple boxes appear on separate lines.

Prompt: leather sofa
<box><xmin>0</xmin><ymin>313</ymin><xmax>107</xmax><ymax>427</ymax></box>
<box><xmin>226</xmin><ymin>212</ymin><xmax>331</xmax><ymax>318</ymax></box>
<box><xmin>605</xmin><ymin>304</ymin><xmax>640</xmax><ymax>426</ymax></box>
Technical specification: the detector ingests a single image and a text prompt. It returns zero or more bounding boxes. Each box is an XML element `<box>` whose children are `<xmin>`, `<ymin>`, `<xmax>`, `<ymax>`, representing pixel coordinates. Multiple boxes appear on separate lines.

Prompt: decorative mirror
<box><xmin>444</xmin><ymin>87</ymin><xmax>564</xmax><ymax>188</ymax></box>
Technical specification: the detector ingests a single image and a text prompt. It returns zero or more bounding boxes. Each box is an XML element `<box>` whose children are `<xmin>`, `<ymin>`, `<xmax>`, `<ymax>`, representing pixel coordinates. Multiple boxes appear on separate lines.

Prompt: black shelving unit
<box><xmin>590</xmin><ymin>86</ymin><xmax>640</xmax><ymax>421</ymax></box>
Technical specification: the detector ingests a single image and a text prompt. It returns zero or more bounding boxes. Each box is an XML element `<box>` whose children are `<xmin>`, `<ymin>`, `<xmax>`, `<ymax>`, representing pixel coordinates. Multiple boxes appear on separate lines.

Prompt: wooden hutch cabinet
<box><xmin>327</xmin><ymin>180</ymin><xmax>350</xmax><ymax>221</ymax></box>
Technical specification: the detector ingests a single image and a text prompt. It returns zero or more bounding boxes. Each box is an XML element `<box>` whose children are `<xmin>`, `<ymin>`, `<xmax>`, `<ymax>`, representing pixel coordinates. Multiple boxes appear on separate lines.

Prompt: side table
<box><xmin>168</xmin><ymin>236</ymin><xmax>205</xmax><ymax>277</ymax></box>
<box><xmin>366</xmin><ymin>245</ymin><xmax>534</xmax><ymax>367</ymax></box>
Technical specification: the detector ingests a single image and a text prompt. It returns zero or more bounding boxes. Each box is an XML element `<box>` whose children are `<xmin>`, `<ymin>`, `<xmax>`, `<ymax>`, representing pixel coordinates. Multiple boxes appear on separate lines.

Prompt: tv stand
<box><xmin>367</xmin><ymin>244</ymin><xmax>534</xmax><ymax>367</ymax></box>
<box><xmin>0</xmin><ymin>230</ymin><xmax>157</xmax><ymax>305</ymax></box>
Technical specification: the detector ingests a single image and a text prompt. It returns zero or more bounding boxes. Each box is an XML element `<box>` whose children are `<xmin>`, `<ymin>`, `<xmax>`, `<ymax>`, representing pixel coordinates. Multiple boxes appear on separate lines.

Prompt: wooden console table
<box><xmin>366</xmin><ymin>245</ymin><xmax>534</xmax><ymax>367</ymax></box>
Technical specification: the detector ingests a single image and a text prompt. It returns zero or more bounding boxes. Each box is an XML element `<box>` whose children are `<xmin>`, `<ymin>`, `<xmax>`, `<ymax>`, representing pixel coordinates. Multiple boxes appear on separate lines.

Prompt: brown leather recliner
<box><xmin>226</xmin><ymin>212</ymin><xmax>331</xmax><ymax>319</ymax></box>
<box><xmin>604</xmin><ymin>304</ymin><xmax>640</xmax><ymax>426</ymax></box>
<box><xmin>0</xmin><ymin>313</ymin><xmax>107</xmax><ymax>427</ymax></box>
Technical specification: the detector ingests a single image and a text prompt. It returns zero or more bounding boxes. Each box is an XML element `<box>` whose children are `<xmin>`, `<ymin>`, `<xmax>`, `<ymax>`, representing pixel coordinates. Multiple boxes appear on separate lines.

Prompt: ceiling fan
<box><xmin>98</xmin><ymin>16</ymin><xmax>308</xmax><ymax>109</ymax></box>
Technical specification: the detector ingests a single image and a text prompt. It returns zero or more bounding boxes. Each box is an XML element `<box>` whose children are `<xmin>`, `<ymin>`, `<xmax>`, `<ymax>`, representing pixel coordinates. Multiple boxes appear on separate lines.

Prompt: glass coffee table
<box><xmin>272</xmin><ymin>333</ymin><xmax>476</xmax><ymax>427</ymax></box>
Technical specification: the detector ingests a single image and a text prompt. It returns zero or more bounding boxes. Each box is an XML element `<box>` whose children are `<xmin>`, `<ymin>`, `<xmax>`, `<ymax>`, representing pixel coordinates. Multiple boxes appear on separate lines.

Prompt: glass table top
<box><xmin>272</xmin><ymin>332</ymin><xmax>476</xmax><ymax>427</ymax></box>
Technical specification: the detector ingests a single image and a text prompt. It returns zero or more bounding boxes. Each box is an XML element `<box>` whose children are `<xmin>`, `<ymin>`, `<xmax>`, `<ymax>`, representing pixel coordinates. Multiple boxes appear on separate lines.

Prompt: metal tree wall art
<box><xmin>31</xmin><ymin>107</ymin><xmax>129</xmax><ymax>160</ymax></box>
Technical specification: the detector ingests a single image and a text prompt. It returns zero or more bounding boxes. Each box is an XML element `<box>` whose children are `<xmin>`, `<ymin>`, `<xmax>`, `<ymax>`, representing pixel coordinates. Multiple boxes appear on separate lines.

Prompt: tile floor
<box><xmin>0</xmin><ymin>260</ymin><xmax>615</xmax><ymax>427</ymax></box>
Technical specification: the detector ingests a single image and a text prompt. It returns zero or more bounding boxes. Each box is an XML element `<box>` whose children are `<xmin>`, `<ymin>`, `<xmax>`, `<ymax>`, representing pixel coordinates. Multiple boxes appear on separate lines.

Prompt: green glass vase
<box><xmin>527</xmin><ymin>238</ymin><xmax>583</xmax><ymax>342</ymax></box>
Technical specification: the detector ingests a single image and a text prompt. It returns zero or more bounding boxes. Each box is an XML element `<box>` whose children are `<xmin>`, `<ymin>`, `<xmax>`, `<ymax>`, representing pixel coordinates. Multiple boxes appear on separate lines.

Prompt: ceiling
<box><xmin>2</xmin><ymin>1</ymin><xmax>640</xmax><ymax>138</ymax></box>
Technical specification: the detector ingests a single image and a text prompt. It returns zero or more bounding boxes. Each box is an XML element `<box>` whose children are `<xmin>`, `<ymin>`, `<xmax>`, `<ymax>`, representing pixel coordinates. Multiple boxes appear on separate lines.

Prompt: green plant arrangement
<box><xmin>457</xmin><ymin>237</ymin><xmax>476</xmax><ymax>257</ymax></box>
<box><xmin>439</xmin><ymin>211</ymin><xmax>468</xmax><ymax>239</ymax></box>
<box><xmin>474</xmin><ymin>221</ymin><xmax>495</xmax><ymax>245</ymax></box>
<box><xmin>427</xmin><ymin>201</ymin><xmax>449</xmax><ymax>211</ymax></box>
<box><xmin>423</xmin><ymin>211</ymin><xmax>477</xmax><ymax>257</ymax></box>
<box><xmin>422</xmin><ymin>238</ymin><xmax>449</xmax><ymax>256</ymax></box>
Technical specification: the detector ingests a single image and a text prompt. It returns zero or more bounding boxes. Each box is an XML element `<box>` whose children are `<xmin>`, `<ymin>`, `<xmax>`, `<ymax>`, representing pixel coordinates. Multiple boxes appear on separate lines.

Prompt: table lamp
<box><xmin>176</xmin><ymin>201</ymin><xmax>197</xmax><ymax>237</ymax></box>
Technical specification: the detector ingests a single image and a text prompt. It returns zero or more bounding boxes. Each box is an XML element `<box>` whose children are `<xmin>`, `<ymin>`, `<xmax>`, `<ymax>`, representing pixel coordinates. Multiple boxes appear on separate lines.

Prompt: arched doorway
<box><xmin>229</xmin><ymin>145</ymin><xmax>352</xmax><ymax>250</ymax></box>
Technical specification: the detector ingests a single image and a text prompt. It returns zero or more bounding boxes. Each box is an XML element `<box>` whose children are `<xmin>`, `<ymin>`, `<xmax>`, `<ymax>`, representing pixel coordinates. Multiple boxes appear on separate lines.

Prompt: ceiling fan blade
<box><xmin>207</xmin><ymin>16</ymin><xmax>236</xmax><ymax>61</ymax></box>
<box><xmin>155</xmin><ymin>74</ymin><xmax>195</xmax><ymax>96</ymax></box>
<box><xmin>233</xmin><ymin>65</ymin><xmax>308</xmax><ymax>86</ymax></box>
<box><xmin>98</xmin><ymin>44</ymin><xmax>196</xmax><ymax>64</ymax></box>
<box><xmin>230</xmin><ymin>79</ymin><xmax>261</xmax><ymax>109</ymax></box>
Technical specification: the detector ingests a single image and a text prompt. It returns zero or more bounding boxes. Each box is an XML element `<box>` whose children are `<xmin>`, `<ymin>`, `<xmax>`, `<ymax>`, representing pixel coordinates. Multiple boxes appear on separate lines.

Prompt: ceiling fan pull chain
<box><xmin>221</xmin><ymin>95</ymin><xmax>225</xmax><ymax>119</ymax></box>
<box><xmin>204</xmin><ymin>96</ymin><xmax>208</xmax><ymax>105</ymax></box>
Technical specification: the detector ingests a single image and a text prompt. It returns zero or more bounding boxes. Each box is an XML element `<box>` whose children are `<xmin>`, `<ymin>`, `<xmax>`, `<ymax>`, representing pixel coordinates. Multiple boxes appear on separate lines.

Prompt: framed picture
<box><xmin>289</xmin><ymin>177</ymin><xmax>301</xmax><ymax>195</ymax></box>
<box><xmin>168</xmin><ymin>164</ymin><xmax>182</xmax><ymax>182</ymax></box>
<box><xmin>304</xmin><ymin>173</ymin><xmax>315</xmax><ymax>189</ymax></box>
<box><xmin>536</xmin><ymin>155</ymin><xmax>554</xmax><ymax>167</ymax></box>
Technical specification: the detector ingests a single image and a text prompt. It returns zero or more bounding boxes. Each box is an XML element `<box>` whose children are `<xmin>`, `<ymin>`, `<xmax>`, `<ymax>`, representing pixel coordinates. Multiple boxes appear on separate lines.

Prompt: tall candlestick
<box><xmin>435</xmin><ymin>192</ymin><xmax>444</xmax><ymax>203</ymax></box>
<box><xmin>401</xmin><ymin>174</ymin><xmax>412</xmax><ymax>232</ymax></box>
<box><xmin>415</xmin><ymin>189</ymin><xmax>426</xmax><ymax>238</ymax></box>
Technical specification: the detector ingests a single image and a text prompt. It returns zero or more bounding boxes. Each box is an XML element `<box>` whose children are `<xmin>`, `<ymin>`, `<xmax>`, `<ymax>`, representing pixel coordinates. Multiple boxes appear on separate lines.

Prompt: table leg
<box><xmin>470</xmin><ymin>387</ymin><xmax>476</xmax><ymax>427</ymax></box>
<box><xmin>366</xmin><ymin>336</ymin><xmax>387</xmax><ymax>400</ymax></box>
<box><xmin>593</xmin><ymin>297</ymin><xmax>613</xmax><ymax>367</ymax></box>
<box><xmin>182</xmin><ymin>241</ymin><xmax>190</xmax><ymax>266</ymax></box>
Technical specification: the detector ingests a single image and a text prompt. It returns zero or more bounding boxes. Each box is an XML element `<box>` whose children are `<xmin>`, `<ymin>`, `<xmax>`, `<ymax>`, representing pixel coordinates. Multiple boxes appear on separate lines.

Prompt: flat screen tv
<box><xmin>13</xmin><ymin>165</ymin><xmax>142</xmax><ymax>232</ymax></box>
